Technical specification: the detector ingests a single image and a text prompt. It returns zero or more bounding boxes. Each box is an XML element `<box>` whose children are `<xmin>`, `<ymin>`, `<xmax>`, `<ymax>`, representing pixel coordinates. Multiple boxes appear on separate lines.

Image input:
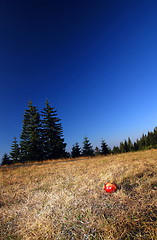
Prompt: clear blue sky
<box><xmin>1</xmin><ymin>0</ymin><xmax>157</xmax><ymax>159</ymax></box>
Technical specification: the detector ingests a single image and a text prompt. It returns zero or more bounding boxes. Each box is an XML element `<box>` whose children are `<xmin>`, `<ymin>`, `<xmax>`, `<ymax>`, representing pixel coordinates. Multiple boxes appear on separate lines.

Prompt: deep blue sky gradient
<box><xmin>1</xmin><ymin>0</ymin><xmax>157</xmax><ymax>158</ymax></box>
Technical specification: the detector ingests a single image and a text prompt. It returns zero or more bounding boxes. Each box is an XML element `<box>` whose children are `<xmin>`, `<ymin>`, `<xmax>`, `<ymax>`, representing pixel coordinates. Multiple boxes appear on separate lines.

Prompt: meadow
<box><xmin>0</xmin><ymin>150</ymin><xmax>157</xmax><ymax>240</ymax></box>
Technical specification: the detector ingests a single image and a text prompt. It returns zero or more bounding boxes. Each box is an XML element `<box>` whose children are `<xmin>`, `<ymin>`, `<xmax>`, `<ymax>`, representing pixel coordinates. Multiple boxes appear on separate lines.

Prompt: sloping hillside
<box><xmin>0</xmin><ymin>150</ymin><xmax>157</xmax><ymax>239</ymax></box>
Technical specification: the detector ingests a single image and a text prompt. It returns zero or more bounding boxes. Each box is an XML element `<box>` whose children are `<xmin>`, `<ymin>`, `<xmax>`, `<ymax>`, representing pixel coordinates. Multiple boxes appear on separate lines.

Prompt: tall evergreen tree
<box><xmin>71</xmin><ymin>142</ymin><xmax>81</xmax><ymax>158</ymax></box>
<box><xmin>20</xmin><ymin>101</ymin><xmax>43</xmax><ymax>162</ymax></box>
<box><xmin>101</xmin><ymin>139</ymin><xmax>110</xmax><ymax>155</ymax></box>
<box><xmin>41</xmin><ymin>100</ymin><xmax>66</xmax><ymax>159</ymax></box>
<box><xmin>82</xmin><ymin>137</ymin><xmax>94</xmax><ymax>157</ymax></box>
<box><xmin>10</xmin><ymin>137</ymin><xmax>20</xmax><ymax>163</ymax></box>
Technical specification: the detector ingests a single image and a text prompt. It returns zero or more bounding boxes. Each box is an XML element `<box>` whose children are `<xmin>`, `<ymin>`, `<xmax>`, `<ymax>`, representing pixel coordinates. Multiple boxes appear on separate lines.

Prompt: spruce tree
<box><xmin>153</xmin><ymin>127</ymin><xmax>157</xmax><ymax>146</ymax></box>
<box><xmin>120</xmin><ymin>141</ymin><xmax>125</xmax><ymax>153</ymax></box>
<box><xmin>71</xmin><ymin>142</ymin><xmax>81</xmax><ymax>158</ymax></box>
<box><xmin>147</xmin><ymin>131</ymin><xmax>155</xmax><ymax>147</ymax></box>
<box><xmin>82</xmin><ymin>137</ymin><xmax>94</xmax><ymax>157</ymax></box>
<box><xmin>94</xmin><ymin>146</ymin><xmax>101</xmax><ymax>156</ymax></box>
<box><xmin>112</xmin><ymin>146</ymin><xmax>120</xmax><ymax>154</ymax></box>
<box><xmin>101</xmin><ymin>139</ymin><xmax>110</xmax><ymax>155</ymax></box>
<box><xmin>127</xmin><ymin>137</ymin><xmax>133</xmax><ymax>152</ymax></box>
<box><xmin>139</xmin><ymin>134</ymin><xmax>147</xmax><ymax>150</ymax></box>
<box><xmin>10</xmin><ymin>137</ymin><xmax>20</xmax><ymax>163</ymax></box>
<box><xmin>124</xmin><ymin>140</ymin><xmax>129</xmax><ymax>152</ymax></box>
<box><xmin>1</xmin><ymin>153</ymin><xmax>11</xmax><ymax>165</ymax></box>
<box><xmin>41</xmin><ymin>100</ymin><xmax>66</xmax><ymax>160</ymax></box>
<box><xmin>134</xmin><ymin>139</ymin><xmax>140</xmax><ymax>151</ymax></box>
<box><xmin>20</xmin><ymin>101</ymin><xmax>43</xmax><ymax>162</ymax></box>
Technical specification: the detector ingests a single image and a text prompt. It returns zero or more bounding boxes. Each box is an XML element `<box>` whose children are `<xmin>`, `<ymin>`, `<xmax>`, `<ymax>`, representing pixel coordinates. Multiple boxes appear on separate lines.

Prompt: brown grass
<box><xmin>0</xmin><ymin>150</ymin><xmax>157</xmax><ymax>240</ymax></box>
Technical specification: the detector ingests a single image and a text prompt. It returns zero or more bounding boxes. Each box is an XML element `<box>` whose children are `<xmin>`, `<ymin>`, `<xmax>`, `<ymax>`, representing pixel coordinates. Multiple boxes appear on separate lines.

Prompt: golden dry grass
<box><xmin>0</xmin><ymin>150</ymin><xmax>157</xmax><ymax>240</ymax></box>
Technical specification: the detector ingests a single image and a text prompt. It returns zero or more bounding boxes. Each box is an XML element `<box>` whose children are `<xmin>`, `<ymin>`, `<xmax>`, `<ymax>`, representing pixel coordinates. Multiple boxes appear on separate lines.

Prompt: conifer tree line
<box><xmin>1</xmin><ymin>100</ymin><xmax>67</xmax><ymax>165</ymax></box>
<box><xmin>112</xmin><ymin>127</ymin><xmax>157</xmax><ymax>154</ymax></box>
<box><xmin>71</xmin><ymin>138</ymin><xmax>110</xmax><ymax>158</ymax></box>
<box><xmin>0</xmin><ymin>101</ymin><xmax>111</xmax><ymax>165</ymax></box>
<box><xmin>1</xmin><ymin>101</ymin><xmax>157</xmax><ymax>165</ymax></box>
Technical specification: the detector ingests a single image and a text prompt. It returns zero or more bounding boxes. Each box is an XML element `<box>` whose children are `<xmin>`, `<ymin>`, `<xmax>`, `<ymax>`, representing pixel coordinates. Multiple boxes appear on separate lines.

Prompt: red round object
<box><xmin>104</xmin><ymin>182</ymin><xmax>117</xmax><ymax>193</ymax></box>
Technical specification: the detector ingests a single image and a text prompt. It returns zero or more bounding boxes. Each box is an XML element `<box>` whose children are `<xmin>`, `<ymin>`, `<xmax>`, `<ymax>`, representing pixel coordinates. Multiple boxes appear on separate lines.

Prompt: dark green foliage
<box><xmin>114</xmin><ymin>127</ymin><xmax>157</xmax><ymax>155</ymax></box>
<box><xmin>41</xmin><ymin>100</ymin><xmax>66</xmax><ymax>160</ymax></box>
<box><xmin>82</xmin><ymin>137</ymin><xmax>94</xmax><ymax>157</ymax></box>
<box><xmin>119</xmin><ymin>139</ymin><xmax>132</xmax><ymax>153</ymax></box>
<box><xmin>133</xmin><ymin>127</ymin><xmax>157</xmax><ymax>151</ymax></box>
<box><xmin>71</xmin><ymin>142</ymin><xmax>81</xmax><ymax>158</ymax></box>
<box><xmin>20</xmin><ymin>101</ymin><xmax>43</xmax><ymax>162</ymax></box>
<box><xmin>94</xmin><ymin>146</ymin><xmax>101</xmax><ymax>156</ymax></box>
<box><xmin>127</xmin><ymin>137</ymin><xmax>134</xmax><ymax>152</ymax></box>
<box><xmin>1</xmin><ymin>153</ymin><xmax>11</xmax><ymax>165</ymax></box>
<box><xmin>124</xmin><ymin>140</ymin><xmax>129</xmax><ymax>152</ymax></box>
<box><xmin>153</xmin><ymin>127</ymin><xmax>157</xmax><ymax>143</ymax></box>
<box><xmin>133</xmin><ymin>140</ymin><xmax>139</xmax><ymax>151</ymax></box>
<box><xmin>101</xmin><ymin>139</ymin><xmax>110</xmax><ymax>155</ymax></box>
<box><xmin>147</xmin><ymin>131</ymin><xmax>156</xmax><ymax>146</ymax></box>
<box><xmin>120</xmin><ymin>141</ymin><xmax>125</xmax><ymax>153</ymax></box>
<box><xmin>65</xmin><ymin>151</ymin><xmax>71</xmax><ymax>158</ymax></box>
<box><xmin>112</xmin><ymin>146</ymin><xmax>120</xmax><ymax>154</ymax></box>
<box><xmin>138</xmin><ymin>134</ymin><xmax>147</xmax><ymax>150</ymax></box>
<box><xmin>10</xmin><ymin>137</ymin><xmax>20</xmax><ymax>163</ymax></box>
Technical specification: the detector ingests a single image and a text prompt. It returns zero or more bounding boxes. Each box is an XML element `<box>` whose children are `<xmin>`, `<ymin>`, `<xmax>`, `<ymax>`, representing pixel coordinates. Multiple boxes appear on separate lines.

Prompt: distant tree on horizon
<box><xmin>82</xmin><ymin>137</ymin><xmax>94</xmax><ymax>157</ymax></box>
<box><xmin>127</xmin><ymin>137</ymin><xmax>134</xmax><ymax>152</ymax></box>
<box><xmin>112</xmin><ymin>146</ymin><xmax>120</xmax><ymax>154</ymax></box>
<box><xmin>124</xmin><ymin>140</ymin><xmax>129</xmax><ymax>152</ymax></box>
<box><xmin>101</xmin><ymin>139</ymin><xmax>110</xmax><ymax>155</ymax></box>
<box><xmin>1</xmin><ymin>153</ymin><xmax>11</xmax><ymax>165</ymax></box>
<box><xmin>138</xmin><ymin>134</ymin><xmax>147</xmax><ymax>150</ymax></box>
<box><xmin>10</xmin><ymin>137</ymin><xmax>20</xmax><ymax>163</ymax></box>
<box><xmin>153</xmin><ymin>127</ymin><xmax>157</xmax><ymax>146</ymax></box>
<box><xmin>94</xmin><ymin>146</ymin><xmax>101</xmax><ymax>156</ymax></box>
<box><xmin>71</xmin><ymin>142</ymin><xmax>81</xmax><ymax>158</ymax></box>
<box><xmin>119</xmin><ymin>141</ymin><xmax>125</xmax><ymax>153</ymax></box>
<box><xmin>133</xmin><ymin>140</ymin><xmax>139</xmax><ymax>151</ymax></box>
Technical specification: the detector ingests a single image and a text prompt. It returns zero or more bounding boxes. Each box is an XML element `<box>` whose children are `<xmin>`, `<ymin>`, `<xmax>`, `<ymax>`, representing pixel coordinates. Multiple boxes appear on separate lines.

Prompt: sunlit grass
<box><xmin>0</xmin><ymin>150</ymin><xmax>157</xmax><ymax>239</ymax></box>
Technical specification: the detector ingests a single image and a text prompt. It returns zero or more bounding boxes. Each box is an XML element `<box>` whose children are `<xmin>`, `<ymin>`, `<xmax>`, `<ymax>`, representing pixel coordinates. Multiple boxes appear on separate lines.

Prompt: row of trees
<box><xmin>1</xmin><ymin>100</ymin><xmax>67</xmax><ymax>165</ymax></box>
<box><xmin>1</xmin><ymin>99</ymin><xmax>157</xmax><ymax>165</ymax></box>
<box><xmin>1</xmin><ymin>137</ymin><xmax>110</xmax><ymax>165</ymax></box>
<box><xmin>1</xmin><ymin>100</ymin><xmax>110</xmax><ymax>165</ymax></box>
<box><xmin>71</xmin><ymin>138</ymin><xmax>110</xmax><ymax>158</ymax></box>
<box><xmin>74</xmin><ymin>127</ymin><xmax>157</xmax><ymax>157</ymax></box>
<box><xmin>112</xmin><ymin>127</ymin><xmax>157</xmax><ymax>154</ymax></box>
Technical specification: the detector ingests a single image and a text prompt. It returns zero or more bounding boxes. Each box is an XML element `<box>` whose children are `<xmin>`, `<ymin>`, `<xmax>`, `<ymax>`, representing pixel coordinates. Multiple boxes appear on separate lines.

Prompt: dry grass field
<box><xmin>0</xmin><ymin>150</ymin><xmax>157</xmax><ymax>240</ymax></box>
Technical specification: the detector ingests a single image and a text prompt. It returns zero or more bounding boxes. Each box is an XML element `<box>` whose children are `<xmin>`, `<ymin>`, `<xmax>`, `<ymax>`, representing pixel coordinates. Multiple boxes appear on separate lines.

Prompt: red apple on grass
<box><xmin>104</xmin><ymin>182</ymin><xmax>117</xmax><ymax>193</ymax></box>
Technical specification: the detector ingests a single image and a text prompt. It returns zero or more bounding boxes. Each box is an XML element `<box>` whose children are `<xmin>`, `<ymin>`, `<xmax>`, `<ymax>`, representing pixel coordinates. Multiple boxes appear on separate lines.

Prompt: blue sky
<box><xmin>1</xmin><ymin>0</ymin><xmax>157</xmax><ymax>159</ymax></box>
